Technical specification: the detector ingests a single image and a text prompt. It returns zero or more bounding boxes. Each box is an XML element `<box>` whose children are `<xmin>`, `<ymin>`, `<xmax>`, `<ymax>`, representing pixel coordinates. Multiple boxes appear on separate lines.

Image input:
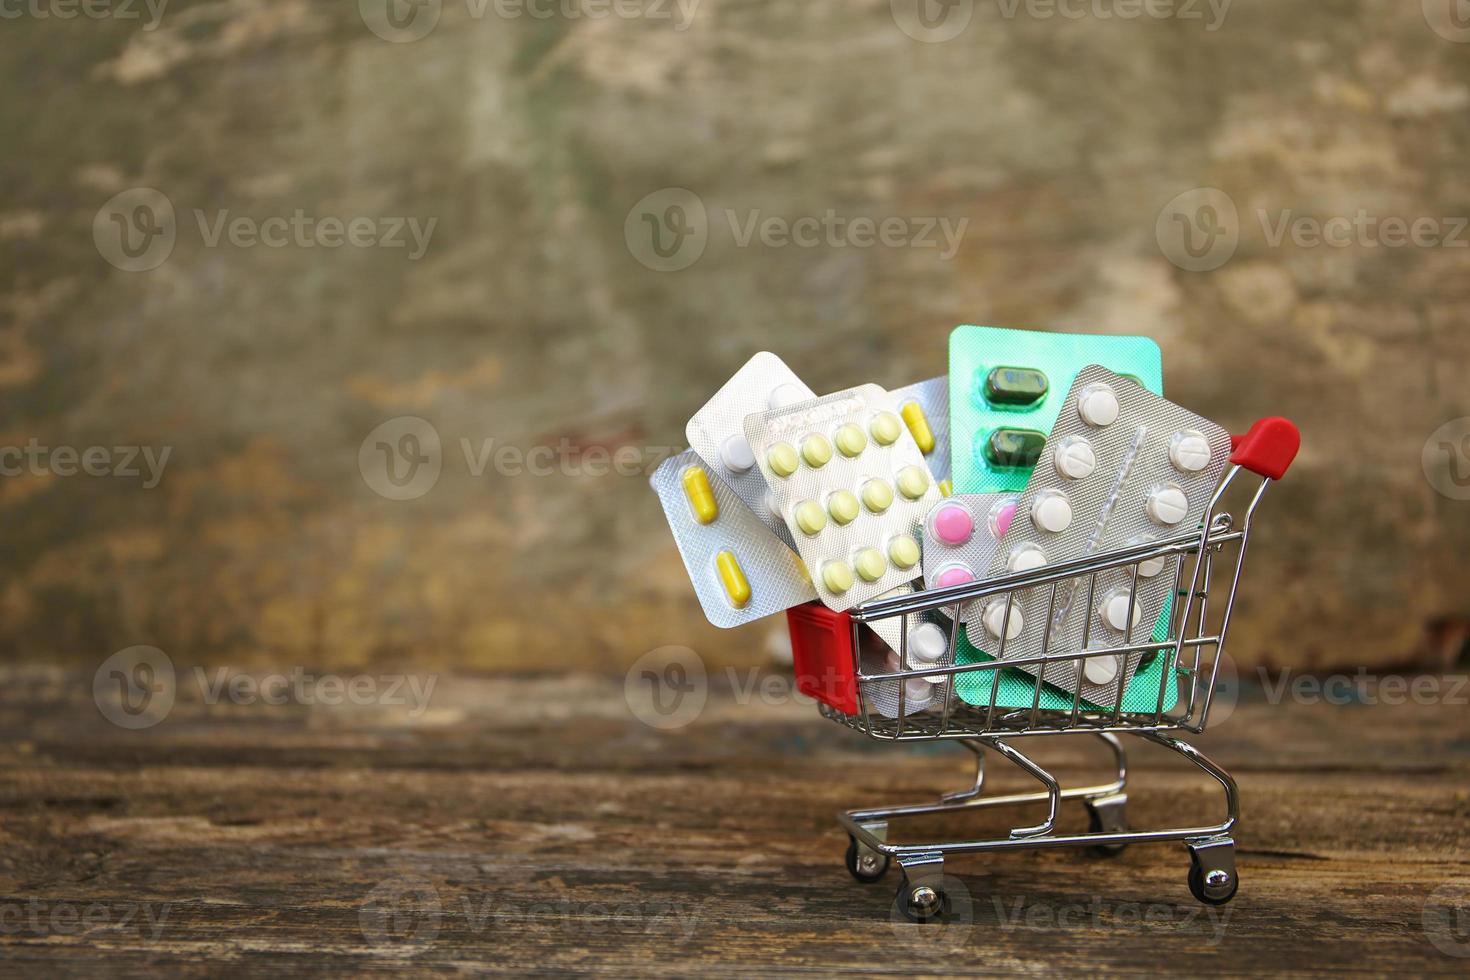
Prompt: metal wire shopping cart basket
<box><xmin>784</xmin><ymin>417</ymin><xmax>1300</xmax><ymax>921</ymax></box>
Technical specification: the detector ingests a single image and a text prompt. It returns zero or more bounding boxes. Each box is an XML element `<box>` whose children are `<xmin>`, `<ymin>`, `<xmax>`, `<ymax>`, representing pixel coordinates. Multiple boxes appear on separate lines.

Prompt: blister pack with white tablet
<box><xmin>651</xmin><ymin>451</ymin><xmax>816</xmax><ymax>628</ymax></box>
<box><xmin>744</xmin><ymin>384</ymin><xmax>941</xmax><ymax>611</ymax></box>
<box><xmin>890</xmin><ymin>375</ymin><xmax>952</xmax><ymax>494</ymax></box>
<box><xmin>686</xmin><ymin>352</ymin><xmax>817</xmax><ymax>548</ymax></box>
<box><xmin>949</xmin><ymin>326</ymin><xmax>1163</xmax><ymax>494</ymax></box>
<box><xmin>970</xmin><ymin>366</ymin><xmax>1230</xmax><ymax>705</ymax></box>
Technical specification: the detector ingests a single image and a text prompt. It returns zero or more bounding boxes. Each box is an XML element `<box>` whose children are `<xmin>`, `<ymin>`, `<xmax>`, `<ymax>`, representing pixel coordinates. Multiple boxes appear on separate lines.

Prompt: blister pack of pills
<box><xmin>686</xmin><ymin>352</ymin><xmax>817</xmax><ymax>548</ymax></box>
<box><xmin>967</xmin><ymin>365</ymin><xmax>1231</xmax><ymax>705</ymax></box>
<box><xmin>865</xmin><ymin>583</ymin><xmax>956</xmax><ymax>696</ymax></box>
<box><xmin>949</xmin><ymin>326</ymin><xmax>1163</xmax><ymax>494</ymax></box>
<box><xmin>890</xmin><ymin>375</ymin><xmax>952</xmax><ymax>493</ymax></box>
<box><xmin>920</xmin><ymin>493</ymin><xmax>1017</xmax><ymax>597</ymax></box>
<box><xmin>744</xmin><ymin>384</ymin><xmax>941</xmax><ymax>611</ymax></box>
<box><xmin>651</xmin><ymin>450</ymin><xmax>816</xmax><ymax>628</ymax></box>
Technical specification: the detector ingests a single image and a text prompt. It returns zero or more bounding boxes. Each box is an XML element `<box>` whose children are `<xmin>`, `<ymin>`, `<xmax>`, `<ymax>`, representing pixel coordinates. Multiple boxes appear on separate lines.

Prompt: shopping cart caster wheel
<box><xmin>845</xmin><ymin>836</ymin><xmax>890</xmax><ymax>883</ymax></box>
<box><xmin>1085</xmin><ymin>796</ymin><xmax>1128</xmax><ymax>858</ymax></box>
<box><xmin>893</xmin><ymin>877</ymin><xmax>950</xmax><ymax>923</ymax></box>
<box><xmin>1187</xmin><ymin>856</ymin><xmax>1239</xmax><ymax>906</ymax></box>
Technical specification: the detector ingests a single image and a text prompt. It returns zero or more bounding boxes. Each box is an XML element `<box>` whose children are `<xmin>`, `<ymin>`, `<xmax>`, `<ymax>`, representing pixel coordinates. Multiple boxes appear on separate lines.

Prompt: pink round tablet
<box><xmin>935</xmin><ymin>566</ymin><xmax>975</xmax><ymax>589</ymax></box>
<box><xmin>929</xmin><ymin>502</ymin><xmax>974</xmax><ymax>547</ymax></box>
<box><xmin>992</xmin><ymin>501</ymin><xmax>1018</xmax><ymax>538</ymax></box>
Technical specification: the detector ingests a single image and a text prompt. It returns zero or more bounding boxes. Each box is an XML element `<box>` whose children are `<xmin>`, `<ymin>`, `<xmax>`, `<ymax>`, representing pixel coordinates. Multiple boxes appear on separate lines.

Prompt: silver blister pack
<box><xmin>974</xmin><ymin>365</ymin><xmax>1232</xmax><ymax>704</ymax></box>
<box><xmin>743</xmin><ymin>384</ymin><xmax>942</xmax><ymax>611</ymax></box>
<box><xmin>919</xmin><ymin>493</ymin><xmax>1015</xmax><ymax>603</ymax></box>
<box><xmin>866</xmin><ymin>583</ymin><xmax>957</xmax><ymax>691</ymax></box>
<box><xmin>650</xmin><ymin>450</ymin><xmax>816</xmax><ymax>628</ymax></box>
<box><xmin>686</xmin><ymin>352</ymin><xmax>817</xmax><ymax>549</ymax></box>
<box><xmin>890</xmin><ymin>375</ymin><xmax>951</xmax><ymax>487</ymax></box>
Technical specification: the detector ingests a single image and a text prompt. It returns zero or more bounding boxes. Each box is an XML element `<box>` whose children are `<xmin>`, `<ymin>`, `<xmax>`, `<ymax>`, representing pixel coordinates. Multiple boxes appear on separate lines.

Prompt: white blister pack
<box><xmin>890</xmin><ymin>375</ymin><xmax>951</xmax><ymax>490</ymax></box>
<box><xmin>975</xmin><ymin>365</ymin><xmax>1232</xmax><ymax>704</ymax></box>
<box><xmin>651</xmin><ymin>450</ymin><xmax>816</xmax><ymax>628</ymax></box>
<box><xmin>686</xmin><ymin>353</ymin><xmax>817</xmax><ymax>548</ymax></box>
<box><xmin>919</xmin><ymin>493</ymin><xmax>1017</xmax><ymax>599</ymax></box>
<box><xmin>743</xmin><ymin>384</ymin><xmax>941</xmax><ymax>611</ymax></box>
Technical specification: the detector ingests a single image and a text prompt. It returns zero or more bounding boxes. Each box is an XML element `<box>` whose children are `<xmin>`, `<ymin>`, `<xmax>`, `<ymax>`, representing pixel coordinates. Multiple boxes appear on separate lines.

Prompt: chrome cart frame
<box><xmin>810</xmin><ymin>418</ymin><xmax>1298</xmax><ymax>921</ymax></box>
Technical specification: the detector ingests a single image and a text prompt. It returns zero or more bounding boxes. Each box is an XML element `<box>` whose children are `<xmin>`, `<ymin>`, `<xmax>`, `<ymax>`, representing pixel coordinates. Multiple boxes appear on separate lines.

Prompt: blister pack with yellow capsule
<box><xmin>743</xmin><ymin>384</ymin><xmax>942</xmax><ymax>612</ymax></box>
<box><xmin>889</xmin><ymin>374</ymin><xmax>951</xmax><ymax>495</ymax></box>
<box><xmin>686</xmin><ymin>352</ymin><xmax>817</xmax><ymax>550</ymax></box>
<box><xmin>650</xmin><ymin>450</ymin><xmax>816</xmax><ymax>628</ymax></box>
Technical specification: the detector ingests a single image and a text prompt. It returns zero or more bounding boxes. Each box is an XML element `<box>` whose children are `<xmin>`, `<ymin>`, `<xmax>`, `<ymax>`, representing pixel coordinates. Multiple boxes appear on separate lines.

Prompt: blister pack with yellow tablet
<box><xmin>743</xmin><ymin>384</ymin><xmax>941</xmax><ymax>612</ymax></box>
<box><xmin>686</xmin><ymin>352</ymin><xmax>817</xmax><ymax>549</ymax></box>
<box><xmin>650</xmin><ymin>450</ymin><xmax>816</xmax><ymax>628</ymax></box>
<box><xmin>889</xmin><ymin>375</ymin><xmax>951</xmax><ymax>495</ymax></box>
<box><xmin>949</xmin><ymin>326</ymin><xmax>1163</xmax><ymax>493</ymax></box>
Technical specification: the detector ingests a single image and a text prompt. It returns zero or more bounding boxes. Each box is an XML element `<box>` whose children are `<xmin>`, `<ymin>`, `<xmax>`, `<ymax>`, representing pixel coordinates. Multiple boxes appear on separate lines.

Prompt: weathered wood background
<box><xmin>2</xmin><ymin>0</ymin><xmax>1469</xmax><ymax>679</ymax></box>
<box><xmin>1</xmin><ymin>667</ymin><xmax>1468</xmax><ymax>975</ymax></box>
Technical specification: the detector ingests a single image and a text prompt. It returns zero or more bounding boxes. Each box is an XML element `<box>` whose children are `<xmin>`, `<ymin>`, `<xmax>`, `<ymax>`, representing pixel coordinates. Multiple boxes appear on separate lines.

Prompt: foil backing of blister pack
<box><xmin>686</xmin><ymin>352</ymin><xmax>816</xmax><ymax>549</ymax></box>
<box><xmin>744</xmin><ymin>384</ymin><xmax>941</xmax><ymax>611</ymax></box>
<box><xmin>974</xmin><ymin>365</ymin><xmax>1232</xmax><ymax>705</ymax></box>
<box><xmin>651</xmin><ymin>450</ymin><xmax>816</xmax><ymax>628</ymax></box>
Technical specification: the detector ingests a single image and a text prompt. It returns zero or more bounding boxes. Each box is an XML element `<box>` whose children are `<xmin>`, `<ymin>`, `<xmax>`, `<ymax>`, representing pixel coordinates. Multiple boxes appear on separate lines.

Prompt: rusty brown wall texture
<box><xmin>2</xmin><ymin>0</ymin><xmax>1469</xmax><ymax>674</ymax></box>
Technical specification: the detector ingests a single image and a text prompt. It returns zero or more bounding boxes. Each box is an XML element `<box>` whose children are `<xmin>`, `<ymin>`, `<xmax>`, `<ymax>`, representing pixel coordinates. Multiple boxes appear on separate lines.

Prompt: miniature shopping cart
<box><xmin>785</xmin><ymin>417</ymin><xmax>1299</xmax><ymax>922</ymax></box>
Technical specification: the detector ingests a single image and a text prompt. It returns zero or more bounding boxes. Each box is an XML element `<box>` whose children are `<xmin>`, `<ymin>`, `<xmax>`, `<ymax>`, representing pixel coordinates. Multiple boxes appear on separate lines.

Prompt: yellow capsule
<box><xmin>834</xmin><ymin>423</ymin><xmax>868</xmax><ymax>457</ymax></box>
<box><xmin>896</xmin><ymin>465</ymin><xmax>930</xmax><ymax>500</ymax></box>
<box><xmin>794</xmin><ymin>500</ymin><xmax>827</xmax><ymax>536</ymax></box>
<box><xmin>861</xmin><ymin>478</ymin><xmax>894</xmax><ymax>514</ymax></box>
<box><xmin>801</xmin><ymin>433</ymin><xmax>833</xmax><ymax>468</ymax></box>
<box><xmin>828</xmin><ymin>490</ymin><xmax>860</xmax><ymax>526</ymax></box>
<box><xmin>767</xmin><ymin>442</ymin><xmax>799</xmax><ymax>478</ymax></box>
<box><xmin>888</xmin><ymin>535</ymin><xmax>920</xmax><ymax>569</ymax></box>
<box><xmin>680</xmin><ymin>465</ymin><xmax>719</xmax><ymax>525</ymax></box>
<box><xmin>870</xmin><ymin>412</ymin><xmax>902</xmax><ymax>446</ymax></box>
<box><xmin>900</xmin><ymin>401</ymin><xmax>936</xmax><ymax>454</ymax></box>
<box><xmin>938</xmin><ymin>478</ymin><xmax>953</xmax><ymax>498</ymax></box>
<box><xmin>716</xmin><ymin>551</ymin><xmax>751</xmax><ymax>609</ymax></box>
<box><xmin>854</xmin><ymin>547</ymin><xmax>886</xmax><ymax>582</ymax></box>
<box><xmin>822</xmin><ymin>560</ymin><xmax>854</xmax><ymax>595</ymax></box>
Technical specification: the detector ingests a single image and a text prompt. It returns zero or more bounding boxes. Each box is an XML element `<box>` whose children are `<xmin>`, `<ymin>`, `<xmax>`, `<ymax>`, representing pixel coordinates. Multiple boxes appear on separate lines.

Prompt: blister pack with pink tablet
<box><xmin>919</xmin><ymin>493</ymin><xmax>1018</xmax><ymax>600</ymax></box>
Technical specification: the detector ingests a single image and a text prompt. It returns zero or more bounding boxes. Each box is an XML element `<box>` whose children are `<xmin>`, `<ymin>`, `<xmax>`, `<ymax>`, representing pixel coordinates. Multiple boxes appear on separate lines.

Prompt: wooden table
<box><xmin>1</xmin><ymin>665</ymin><xmax>1467</xmax><ymax>976</ymax></box>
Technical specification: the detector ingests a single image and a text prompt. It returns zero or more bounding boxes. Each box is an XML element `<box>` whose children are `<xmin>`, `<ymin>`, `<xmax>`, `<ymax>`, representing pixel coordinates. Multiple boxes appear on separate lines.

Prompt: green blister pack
<box><xmin>949</xmin><ymin>326</ymin><xmax>1164</xmax><ymax>493</ymax></box>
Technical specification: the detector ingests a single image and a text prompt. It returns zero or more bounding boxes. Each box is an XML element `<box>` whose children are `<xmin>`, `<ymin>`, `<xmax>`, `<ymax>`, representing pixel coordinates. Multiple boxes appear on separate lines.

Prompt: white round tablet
<box><xmin>907</xmin><ymin>622</ymin><xmax>947</xmax><ymax>664</ymax></box>
<box><xmin>902</xmin><ymin>677</ymin><xmax>934</xmax><ymax>702</ymax></box>
<box><xmin>768</xmin><ymin>383</ymin><xmax>806</xmax><ymax>410</ymax></box>
<box><xmin>1031</xmin><ymin>491</ymin><xmax>1073</xmax><ymax>533</ymax></box>
<box><xmin>1008</xmin><ymin>545</ymin><xmax>1047</xmax><ymax>573</ymax></box>
<box><xmin>1169</xmin><ymin>431</ymin><xmax>1212</xmax><ymax>473</ymax></box>
<box><xmin>1134</xmin><ymin>554</ymin><xmax>1166</xmax><ymax>578</ymax></box>
<box><xmin>764</xmin><ymin>492</ymin><xmax>782</xmax><ymax>519</ymax></box>
<box><xmin>720</xmin><ymin>433</ymin><xmax>755</xmax><ymax>473</ymax></box>
<box><xmin>1077</xmin><ymin>384</ymin><xmax>1120</xmax><ymax>427</ymax></box>
<box><xmin>1146</xmin><ymin>486</ymin><xmax>1190</xmax><ymax>525</ymax></box>
<box><xmin>1083</xmin><ymin>655</ymin><xmax>1120</xmax><ymax>686</ymax></box>
<box><xmin>1053</xmin><ymin>436</ymin><xmax>1096</xmax><ymax>480</ymax></box>
<box><xmin>982</xmin><ymin>601</ymin><xmax>1024</xmax><ymax>641</ymax></box>
<box><xmin>1100</xmin><ymin>593</ymin><xmax>1145</xmax><ymax>632</ymax></box>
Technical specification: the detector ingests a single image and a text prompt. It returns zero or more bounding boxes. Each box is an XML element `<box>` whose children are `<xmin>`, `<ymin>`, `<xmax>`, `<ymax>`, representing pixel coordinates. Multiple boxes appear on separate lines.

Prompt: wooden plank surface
<box><xmin>0</xmin><ymin>666</ymin><xmax>1467</xmax><ymax>977</ymax></box>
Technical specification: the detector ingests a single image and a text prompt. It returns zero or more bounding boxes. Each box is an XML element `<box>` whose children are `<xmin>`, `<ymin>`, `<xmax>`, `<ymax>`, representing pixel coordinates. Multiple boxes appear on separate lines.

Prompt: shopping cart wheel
<box><xmin>893</xmin><ymin>875</ymin><xmax>951</xmax><ymax>924</ymax></box>
<box><xmin>1085</xmin><ymin>795</ymin><xmax>1129</xmax><ymax>857</ymax></box>
<box><xmin>1186</xmin><ymin>839</ymin><xmax>1239</xmax><ymax>906</ymax></box>
<box><xmin>845</xmin><ymin>836</ymin><xmax>891</xmax><ymax>883</ymax></box>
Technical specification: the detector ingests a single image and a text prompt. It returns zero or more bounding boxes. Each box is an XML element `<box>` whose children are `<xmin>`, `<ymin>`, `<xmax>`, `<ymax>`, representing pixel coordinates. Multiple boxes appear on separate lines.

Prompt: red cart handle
<box><xmin>1229</xmin><ymin>417</ymin><xmax>1299</xmax><ymax>480</ymax></box>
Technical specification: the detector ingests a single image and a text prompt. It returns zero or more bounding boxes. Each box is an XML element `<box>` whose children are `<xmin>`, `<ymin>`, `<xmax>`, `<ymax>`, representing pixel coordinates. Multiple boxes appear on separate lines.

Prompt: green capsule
<box><xmin>983</xmin><ymin>366</ymin><xmax>1049</xmax><ymax>407</ymax></box>
<box><xmin>980</xmin><ymin>428</ymin><xmax>1046</xmax><ymax>470</ymax></box>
